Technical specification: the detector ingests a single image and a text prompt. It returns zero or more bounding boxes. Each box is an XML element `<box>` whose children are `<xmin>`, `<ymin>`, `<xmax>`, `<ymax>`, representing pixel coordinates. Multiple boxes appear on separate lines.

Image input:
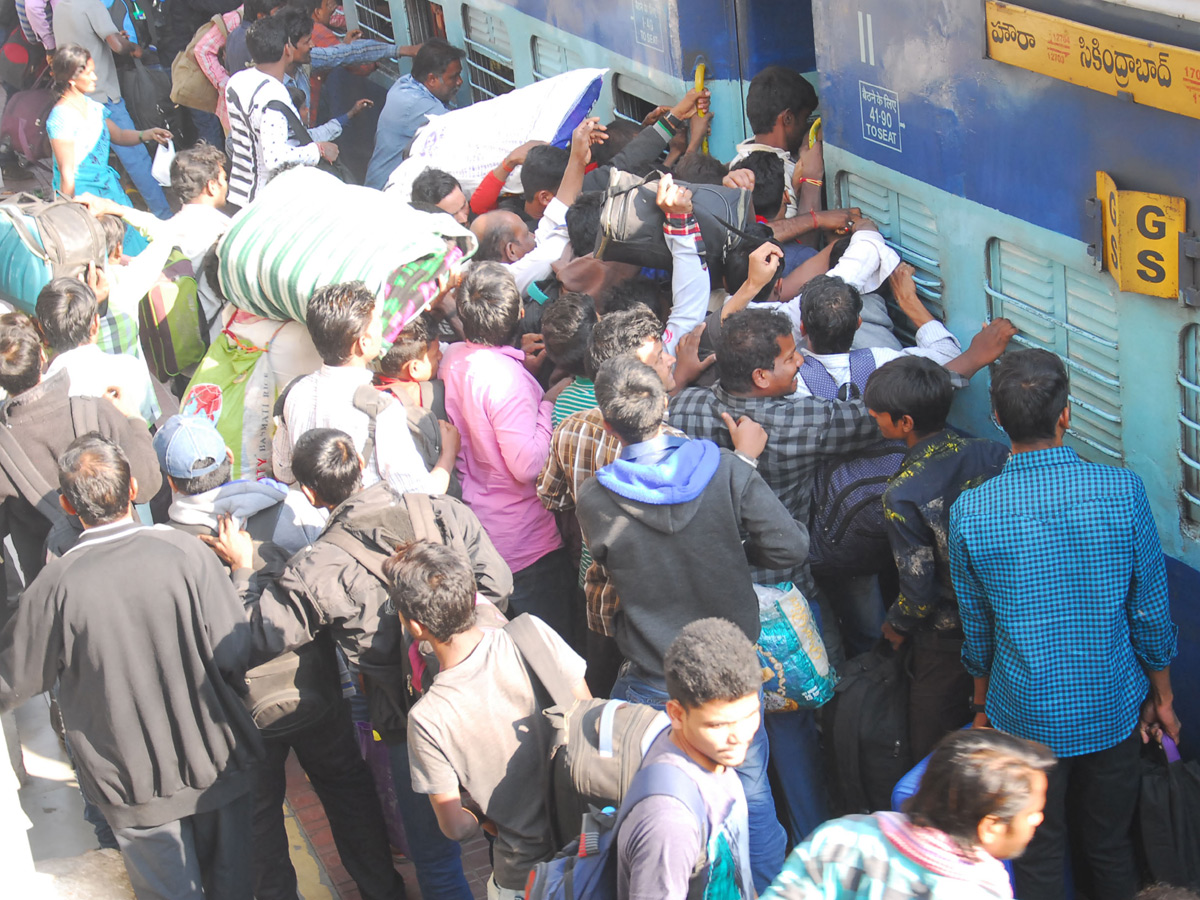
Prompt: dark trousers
<box><xmin>508</xmin><ymin>548</ymin><xmax>581</xmax><ymax>649</ymax></box>
<box><xmin>112</xmin><ymin>790</ymin><xmax>253</xmax><ymax>900</ymax></box>
<box><xmin>1013</xmin><ymin>731</ymin><xmax>1141</xmax><ymax>900</ymax></box>
<box><xmin>908</xmin><ymin>631</ymin><xmax>973</xmax><ymax>761</ymax></box>
<box><xmin>253</xmin><ymin>701</ymin><xmax>405</xmax><ymax>900</ymax></box>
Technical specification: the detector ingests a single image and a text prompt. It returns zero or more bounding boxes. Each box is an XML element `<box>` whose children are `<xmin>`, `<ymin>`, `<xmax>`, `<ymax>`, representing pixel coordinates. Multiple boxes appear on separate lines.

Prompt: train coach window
<box><xmin>1181</xmin><ymin>326</ymin><xmax>1200</xmax><ymax>522</ymax></box>
<box><xmin>404</xmin><ymin>0</ymin><xmax>446</xmax><ymax>44</ymax></box>
<box><xmin>461</xmin><ymin>4</ymin><xmax>515</xmax><ymax>100</ymax></box>
<box><xmin>612</xmin><ymin>75</ymin><xmax>670</xmax><ymax>124</ymax></box>
<box><xmin>354</xmin><ymin>0</ymin><xmax>397</xmax><ymax>72</ymax></box>
<box><xmin>985</xmin><ymin>239</ymin><xmax>1124</xmax><ymax>463</ymax></box>
<box><xmin>835</xmin><ymin>171</ymin><xmax>945</xmax><ymax>343</ymax></box>
<box><xmin>532</xmin><ymin>36</ymin><xmax>580</xmax><ymax>80</ymax></box>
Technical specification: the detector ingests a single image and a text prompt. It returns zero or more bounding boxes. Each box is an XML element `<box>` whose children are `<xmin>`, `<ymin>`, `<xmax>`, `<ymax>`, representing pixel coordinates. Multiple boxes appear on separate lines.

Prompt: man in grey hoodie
<box><xmin>575</xmin><ymin>354</ymin><xmax>807</xmax><ymax>892</ymax></box>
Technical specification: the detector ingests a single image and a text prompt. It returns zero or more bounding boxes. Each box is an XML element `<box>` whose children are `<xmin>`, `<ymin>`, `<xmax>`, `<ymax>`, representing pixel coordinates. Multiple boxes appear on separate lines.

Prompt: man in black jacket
<box><xmin>155</xmin><ymin>412</ymin><xmax>406</xmax><ymax>900</ymax></box>
<box><xmin>0</xmin><ymin>434</ymin><xmax>260</xmax><ymax>900</ymax></box>
<box><xmin>205</xmin><ymin>427</ymin><xmax>511</xmax><ymax>900</ymax></box>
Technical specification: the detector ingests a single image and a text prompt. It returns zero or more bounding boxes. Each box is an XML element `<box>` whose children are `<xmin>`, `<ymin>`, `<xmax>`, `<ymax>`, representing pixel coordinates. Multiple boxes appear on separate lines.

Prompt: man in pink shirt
<box><xmin>440</xmin><ymin>261</ymin><xmax>578</xmax><ymax>644</ymax></box>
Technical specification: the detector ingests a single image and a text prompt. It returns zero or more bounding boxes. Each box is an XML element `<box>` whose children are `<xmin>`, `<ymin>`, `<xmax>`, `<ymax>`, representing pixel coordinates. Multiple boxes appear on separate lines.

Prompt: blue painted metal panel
<box><xmin>811</xmin><ymin>1</ymin><xmax>1200</xmax><ymax>241</ymax></box>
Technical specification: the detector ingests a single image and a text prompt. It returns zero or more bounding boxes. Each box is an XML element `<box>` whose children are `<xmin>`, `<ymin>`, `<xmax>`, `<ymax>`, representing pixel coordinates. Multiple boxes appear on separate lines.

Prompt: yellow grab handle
<box><xmin>694</xmin><ymin>62</ymin><xmax>708</xmax><ymax>154</ymax></box>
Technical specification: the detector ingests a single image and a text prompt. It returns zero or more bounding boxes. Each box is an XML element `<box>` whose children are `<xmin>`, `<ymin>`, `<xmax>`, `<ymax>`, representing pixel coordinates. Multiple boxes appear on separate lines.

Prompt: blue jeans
<box><xmin>387</xmin><ymin>741</ymin><xmax>473</xmax><ymax>900</ymax></box>
<box><xmin>103</xmin><ymin>98</ymin><xmax>171</xmax><ymax>219</ymax></box>
<box><xmin>763</xmin><ymin>709</ymin><xmax>828</xmax><ymax>847</ymax></box>
<box><xmin>188</xmin><ymin>108</ymin><xmax>225</xmax><ymax>153</ymax></box>
<box><xmin>609</xmin><ymin>671</ymin><xmax>788</xmax><ymax>893</ymax></box>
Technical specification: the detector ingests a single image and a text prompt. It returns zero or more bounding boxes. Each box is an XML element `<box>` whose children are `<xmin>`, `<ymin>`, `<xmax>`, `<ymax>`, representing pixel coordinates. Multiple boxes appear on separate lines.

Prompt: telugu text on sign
<box><xmin>986</xmin><ymin>1</ymin><xmax>1200</xmax><ymax>121</ymax></box>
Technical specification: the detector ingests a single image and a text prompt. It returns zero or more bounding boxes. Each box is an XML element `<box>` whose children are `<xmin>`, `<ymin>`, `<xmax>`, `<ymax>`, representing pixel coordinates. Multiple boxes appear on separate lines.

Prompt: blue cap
<box><xmin>153</xmin><ymin>414</ymin><xmax>228</xmax><ymax>480</ymax></box>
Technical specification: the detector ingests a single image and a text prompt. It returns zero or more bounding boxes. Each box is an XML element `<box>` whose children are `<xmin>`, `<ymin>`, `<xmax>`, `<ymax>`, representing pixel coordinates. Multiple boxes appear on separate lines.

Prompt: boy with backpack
<box><xmin>862</xmin><ymin>357</ymin><xmax>1010</xmax><ymax>760</ymax></box>
<box><xmin>387</xmin><ymin>540</ymin><xmax>589</xmax><ymax>900</ymax></box>
<box><xmin>617</xmin><ymin>618</ymin><xmax>760</xmax><ymax>900</ymax></box>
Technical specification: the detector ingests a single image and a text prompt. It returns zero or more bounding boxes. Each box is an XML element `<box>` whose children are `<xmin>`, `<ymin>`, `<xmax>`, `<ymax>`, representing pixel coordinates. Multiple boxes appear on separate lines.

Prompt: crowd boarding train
<box><xmin>343</xmin><ymin>0</ymin><xmax>1199</xmax><ymax>737</ymax></box>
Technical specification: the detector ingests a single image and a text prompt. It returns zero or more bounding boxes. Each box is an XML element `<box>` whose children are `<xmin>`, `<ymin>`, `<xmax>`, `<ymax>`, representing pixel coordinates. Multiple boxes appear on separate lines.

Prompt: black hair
<box><xmin>521</xmin><ymin>144</ymin><xmax>570</xmax><ymax>203</ymax></box>
<box><xmin>286</xmin><ymin>0</ymin><xmax>321</xmax><ymax>18</ymax></box>
<box><xmin>990</xmin><ymin>348</ymin><xmax>1069</xmax><ymax>444</ymax></box>
<box><xmin>58</xmin><ymin>434</ymin><xmax>131</xmax><ymax>526</ymax></box>
<box><xmin>244</xmin><ymin>0</ymin><xmax>279</xmax><ymax>21</ymax></box>
<box><xmin>246</xmin><ymin>13</ymin><xmax>290</xmax><ymax>64</ymax></box>
<box><xmin>278</xmin><ymin>7</ymin><xmax>313</xmax><ymax>46</ymax></box>
<box><xmin>723</xmin><ymin>231</ymin><xmax>783</xmax><ymax>303</ymax></box>
<box><xmin>51</xmin><ymin>44</ymin><xmax>90</xmax><ymax>97</ymax></box>
<box><xmin>665</xmin><ymin>617</ymin><xmax>762</xmax><ymax>708</ymax></box>
<box><xmin>863</xmin><ymin>356</ymin><xmax>954</xmax><ymax>436</ymax></box>
<box><xmin>906</xmin><ymin>729</ymin><xmax>1055</xmax><ymax>852</ymax></box>
<box><xmin>800</xmin><ymin>275</ymin><xmax>863</xmax><ymax>354</ymax></box>
<box><xmin>473</xmin><ymin>212</ymin><xmax>523</xmax><ymax>263</ymax></box>
<box><xmin>36</xmin><ymin>277</ymin><xmax>97</xmax><ymax>353</ymax></box>
<box><xmin>411</xmin><ymin>168</ymin><xmax>462</xmax><ymax>207</ymax></box>
<box><xmin>171</xmin><ymin>142</ymin><xmax>227</xmax><ymax>204</ymax></box>
<box><xmin>594</xmin><ymin>354</ymin><xmax>664</xmax><ymax>444</ymax></box>
<box><xmin>717</xmin><ymin>308</ymin><xmax>791</xmax><ymax>394</ymax></box>
<box><xmin>673</xmin><ymin>152</ymin><xmax>726</xmax><ymax>186</ymax></box>
<box><xmin>828</xmin><ymin>234</ymin><xmax>853</xmax><ymax>268</ymax></box>
<box><xmin>99</xmin><ymin>215</ymin><xmax>125</xmax><ymax>259</ymax></box>
<box><xmin>377</xmin><ymin>312</ymin><xmax>436</xmax><ymax>377</ymax></box>
<box><xmin>586</xmin><ymin>305</ymin><xmax>662</xmax><ymax>379</ymax></box>
<box><xmin>411</xmin><ymin>38</ymin><xmax>465</xmax><ymax>83</ymax></box>
<box><xmin>292</xmin><ymin>428</ymin><xmax>362</xmax><ymax>507</ymax></box>
<box><xmin>0</xmin><ymin>312</ymin><xmax>45</xmax><ymax>395</ymax></box>
<box><xmin>591</xmin><ymin>119</ymin><xmax>640</xmax><ymax>168</ymax></box>
<box><xmin>597</xmin><ymin>276</ymin><xmax>667</xmax><ymax>320</ymax></box>
<box><xmin>456</xmin><ymin>261</ymin><xmax>521</xmax><ymax>346</ymax></box>
<box><xmin>383</xmin><ymin>540</ymin><xmax>477</xmax><ymax>642</ymax></box>
<box><xmin>172</xmin><ymin>457</ymin><xmax>234</xmax><ymax>496</ymax></box>
<box><xmin>541</xmin><ymin>293</ymin><xmax>597</xmax><ymax>377</ymax></box>
<box><xmin>305</xmin><ymin>281</ymin><xmax>376</xmax><ymax>366</ymax></box>
<box><xmin>566</xmin><ymin>191</ymin><xmax>604</xmax><ymax>258</ymax></box>
<box><xmin>745</xmin><ymin>66</ymin><xmax>817</xmax><ymax>134</ymax></box>
<box><xmin>731</xmin><ymin>151</ymin><xmax>785</xmax><ymax>220</ymax></box>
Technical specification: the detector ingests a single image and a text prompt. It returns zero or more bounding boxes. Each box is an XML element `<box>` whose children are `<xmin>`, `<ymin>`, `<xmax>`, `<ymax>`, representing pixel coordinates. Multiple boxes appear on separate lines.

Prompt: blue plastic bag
<box><xmin>754</xmin><ymin>582</ymin><xmax>839</xmax><ymax>711</ymax></box>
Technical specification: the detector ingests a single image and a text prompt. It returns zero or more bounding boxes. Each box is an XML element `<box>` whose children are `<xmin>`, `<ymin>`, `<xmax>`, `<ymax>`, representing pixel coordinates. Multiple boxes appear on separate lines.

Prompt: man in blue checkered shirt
<box><xmin>950</xmin><ymin>348</ymin><xmax>1179</xmax><ymax>900</ymax></box>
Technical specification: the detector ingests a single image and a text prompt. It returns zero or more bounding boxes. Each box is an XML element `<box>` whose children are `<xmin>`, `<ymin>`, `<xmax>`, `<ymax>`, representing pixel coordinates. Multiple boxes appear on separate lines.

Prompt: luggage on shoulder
<box><xmin>170</xmin><ymin>13</ymin><xmax>228</xmax><ymax>113</ymax></box>
<box><xmin>797</xmin><ymin>349</ymin><xmax>905</xmax><ymax>575</ymax></box>
<box><xmin>828</xmin><ymin>640</ymin><xmax>912</xmax><ymax>814</ymax></box>
<box><xmin>524</xmin><ymin>762</ymin><xmax>706</xmax><ymax>900</ymax></box>
<box><xmin>593</xmin><ymin>168</ymin><xmax>754</xmax><ymax>285</ymax></box>
<box><xmin>138</xmin><ymin>247</ymin><xmax>218</xmax><ymax>382</ymax></box>
<box><xmin>506</xmin><ymin>614</ymin><xmax>671</xmax><ymax>848</ymax></box>
<box><xmin>0</xmin><ymin>194</ymin><xmax>108</xmax><ymax>313</ymax></box>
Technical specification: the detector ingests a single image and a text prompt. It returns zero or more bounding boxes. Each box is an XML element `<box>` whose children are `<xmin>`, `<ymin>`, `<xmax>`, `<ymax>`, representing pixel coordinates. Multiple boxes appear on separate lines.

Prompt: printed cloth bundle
<box><xmin>754</xmin><ymin>582</ymin><xmax>839</xmax><ymax>712</ymax></box>
<box><xmin>384</xmin><ymin>67</ymin><xmax>607</xmax><ymax>198</ymax></box>
<box><xmin>217</xmin><ymin>167</ymin><xmax>476</xmax><ymax>348</ymax></box>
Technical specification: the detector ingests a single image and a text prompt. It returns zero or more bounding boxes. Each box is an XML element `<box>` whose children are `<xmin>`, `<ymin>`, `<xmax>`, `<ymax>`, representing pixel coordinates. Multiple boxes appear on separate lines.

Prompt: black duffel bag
<box><xmin>594</xmin><ymin>169</ymin><xmax>753</xmax><ymax>284</ymax></box>
<box><xmin>118</xmin><ymin>57</ymin><xmax>174</xmax><ymax>131</ymax></box>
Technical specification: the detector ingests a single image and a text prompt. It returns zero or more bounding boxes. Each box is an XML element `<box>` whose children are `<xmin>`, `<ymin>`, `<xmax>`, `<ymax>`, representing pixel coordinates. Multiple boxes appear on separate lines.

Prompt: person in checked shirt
<box><xmin>950</xmin><ymin>348</ymin><xmax>1179</xmax><ymax>900</ymax></box>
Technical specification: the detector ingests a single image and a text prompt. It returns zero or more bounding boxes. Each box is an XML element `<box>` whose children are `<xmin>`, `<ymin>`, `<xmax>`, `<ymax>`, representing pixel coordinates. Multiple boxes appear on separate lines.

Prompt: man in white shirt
<box><xmin>225</xmin><ymin>12</ymin><xmax>340</xmax><ymax>210</ymax></box>
<box><xmin>272</xmin><ymin>281</ymin><xmax>460</xmax><ymax>496</ymax></box>
<box><xmin>80</xmin><ymin>143</ymin><xmax>233</xmax><ymax>341</ymax></box>
<box><xmin>37</xmin><ymin>277</ymin><xmax>158</xmax><ymax>422</ymax></box>
<box><xmin>470</xmin><ymin>118</ymin><xmax>603</xmax><ymax>296</ymax></box>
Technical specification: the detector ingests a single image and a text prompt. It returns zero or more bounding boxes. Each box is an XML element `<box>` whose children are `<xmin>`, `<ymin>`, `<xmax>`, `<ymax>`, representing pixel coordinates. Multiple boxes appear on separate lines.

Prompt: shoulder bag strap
<box><xmin>351</xmin><ymin>383</ymin><xmax>395</xmax><ymax>471</ymax></box>
<box><xmin>401</xmin><ymin>492</ymin><xmax>441</xmax><ymax>545</ymax></box>
<box><xmin>845</xmin><ymin>348</ymin><xmax>879</xmax><ymax>398</ymax></box>
<box><xmin>616</xmin><ymin>762</ymin><xmax>709</xmax><ymax>868</ymax></box>
<box><xmin>796</xmin><ymin>354</ymin><xmax>840</xmax><ymax>399</ymax></box>
<box><xmin>264</xmin><ymin>97</ymin><xmax>314</xmax><ymax>146</ymax></box>
<box><xmin>0</xmin><ymin>422</ymin><xmax>67</xmax><ymax>526</ymax></box>
<box><xmin>505</xmin><ymin>613</ymin><xmax>577</xmax><ymax>710</ymax></box>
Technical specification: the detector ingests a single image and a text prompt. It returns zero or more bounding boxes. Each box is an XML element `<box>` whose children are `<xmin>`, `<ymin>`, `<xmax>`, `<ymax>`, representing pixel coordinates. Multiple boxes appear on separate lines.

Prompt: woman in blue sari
<box><xmin>47</xmin><ymin>44</ymin><xmax>171</xmax><ymax>254</ymax></box>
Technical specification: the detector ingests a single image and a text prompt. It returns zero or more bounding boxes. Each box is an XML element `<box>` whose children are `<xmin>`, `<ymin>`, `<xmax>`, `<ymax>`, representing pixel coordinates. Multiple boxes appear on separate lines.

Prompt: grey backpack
<box><xmin>506</xmin><ymin>614</ymin><xmax>670</xmax><ymax>847</ymax></box>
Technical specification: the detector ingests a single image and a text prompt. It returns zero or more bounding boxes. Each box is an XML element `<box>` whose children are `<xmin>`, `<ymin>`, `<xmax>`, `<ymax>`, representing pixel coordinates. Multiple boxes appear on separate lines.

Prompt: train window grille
<box><xmin>1180</xmin><ymin>325</ymin><xmax>1200</xmax><ymax>522</ymax></box>
<box><xmin>985</xmin><ymin>238</ymin><xmax>1124</xmax><ymax>463</ymax></box>
<box><xmin>531</xmin><ymin>36</ymin><xmax>579</xmax><ymax>80</ymax></box>
<box><xmin>461</xmin><ymin>5</ymin><xmax>515</xmax><ymax>100</ymax></box>
<box><xmin>404</xmin><ymin>0</ymin><xmax>446</xmax><ymax>44</ymax></box>
<box><xmin>353</xmin><ymin>0</ymin><xmax>397</xmax><ymax>75</ymax></box>
<box><xmin>836</xmin><ymin>172</ymin><xmax>945</xmax><ymax>343</ymax></box>
<box><xmin>612</xmin><ymin>81</ymin><xmax>657</xmax><ymax>124</ymax></box>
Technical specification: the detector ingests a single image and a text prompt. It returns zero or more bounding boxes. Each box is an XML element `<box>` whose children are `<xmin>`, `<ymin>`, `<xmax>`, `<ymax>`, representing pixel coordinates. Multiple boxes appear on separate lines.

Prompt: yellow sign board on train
<box><xmin>1096</xmin><ymin>171</ymin><xmax>1185</xmax><ymax>299</ymax></box>
<box><xmin>986</xmin><ymin>1</ymin><xmax>1200</xmax><ymax>121</ymax></box>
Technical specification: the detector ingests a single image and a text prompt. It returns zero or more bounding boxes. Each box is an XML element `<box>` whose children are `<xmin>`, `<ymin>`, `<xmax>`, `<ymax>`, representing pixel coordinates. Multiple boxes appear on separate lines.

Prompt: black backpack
<box><xmin>828</xmin><ymin>641</ymin><xmax>913</xmax><ymax>814</ymax></box>
<box><xmin>797</xmin><ymin>350</ymin><xmax>905</xmax><ymax>575</ymax></box>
